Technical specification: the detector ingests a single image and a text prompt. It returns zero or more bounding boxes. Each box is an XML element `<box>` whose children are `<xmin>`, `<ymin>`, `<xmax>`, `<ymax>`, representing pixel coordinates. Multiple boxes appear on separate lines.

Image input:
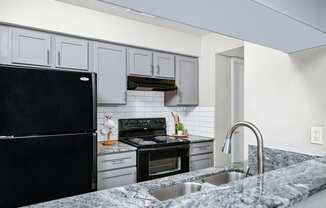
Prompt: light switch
<box><xmin>311</xmin><ymin>127</ymin><xmax>323</xmax><ymax>145</ymax></box>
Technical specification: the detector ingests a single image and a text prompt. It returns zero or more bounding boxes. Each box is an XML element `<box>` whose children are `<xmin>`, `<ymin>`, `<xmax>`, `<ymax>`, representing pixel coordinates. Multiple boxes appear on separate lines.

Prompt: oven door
<box><xmin>137</xmin><ymin>144</ymin><xmax>189</xmax><ymax>182</ymax></box>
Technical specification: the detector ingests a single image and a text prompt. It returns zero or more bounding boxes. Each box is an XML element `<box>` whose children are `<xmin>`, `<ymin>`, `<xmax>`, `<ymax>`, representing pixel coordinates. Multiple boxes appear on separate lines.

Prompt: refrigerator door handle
<box><xmin>0</xmin><ymin>135</ymin><xmax>14</xmax><ymax>139</ymax></box>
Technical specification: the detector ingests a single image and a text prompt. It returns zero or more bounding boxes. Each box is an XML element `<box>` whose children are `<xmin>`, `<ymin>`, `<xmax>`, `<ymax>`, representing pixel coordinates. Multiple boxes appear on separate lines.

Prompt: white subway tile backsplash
<box><xmin>97</xmin><ymin>91</ymin><xmax>215</xmax><ymax>141</ymax></box>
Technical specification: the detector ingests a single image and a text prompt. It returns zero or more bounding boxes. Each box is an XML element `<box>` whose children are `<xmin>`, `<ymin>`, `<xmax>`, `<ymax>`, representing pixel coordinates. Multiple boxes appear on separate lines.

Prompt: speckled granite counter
<box><xmin>98</xmin><ymin>142</ymin><xmax>137</xmax><ymax>155</ymax></box>
<box><xmin>27</xmin><ymin>155</ymin><xmax>326</xmax><ymax>208</ymax></box>
<box><xmin>186</xmin><ymin>135</ymin><xmax>214</xmax><ymax>143</ymax></box>
<box><xmin>248</xmin><ymin>145</ymin><xmax>319</xmax><ymax>175</ymax></box>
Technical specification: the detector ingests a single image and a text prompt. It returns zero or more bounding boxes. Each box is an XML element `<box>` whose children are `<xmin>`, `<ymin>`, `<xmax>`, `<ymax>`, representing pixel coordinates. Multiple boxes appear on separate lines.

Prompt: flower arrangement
<box><xmin>100</xmin><ymin>113</ymin><xmax>117</xmax><ymax>146</ymax></box>
<box><xmin>172</xmin><ymin>112</ymin><xmax>187</xmax><ymax>136</ymax></box>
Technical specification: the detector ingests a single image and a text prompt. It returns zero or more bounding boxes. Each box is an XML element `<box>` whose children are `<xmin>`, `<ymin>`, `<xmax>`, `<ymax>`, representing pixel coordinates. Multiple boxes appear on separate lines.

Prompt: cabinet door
<box><xmin>12</xmin><ymin>28</ymin><xmax>51</xmax><ymax>67</ymax></box>
<box><xmin>128</xmin><ymin>48</ymin><xmax>153</xmax><ymax>77</ymax></box>
<box><xmin>176</xmin><ymin>56</ymin><xmax>199</xmax><ymax>105</ymax></box>
<box><xmin>55</xmin><ymin>36</ymin><xmax>88</xmax><ymax>70</ymax></box>
<box><xmin>153</xmin><ymin>52</ymin><xmax>175</xmax><ymax>79</ymax></box>
<box><xmin>0</xmin><ymin>25</ymin><xmax>10</xmax><ymax>64</ymax></box>
<box><xmin>94</xmin><ymin>42</ymin><xmax>127</xmax><ymax>104</ymax></box>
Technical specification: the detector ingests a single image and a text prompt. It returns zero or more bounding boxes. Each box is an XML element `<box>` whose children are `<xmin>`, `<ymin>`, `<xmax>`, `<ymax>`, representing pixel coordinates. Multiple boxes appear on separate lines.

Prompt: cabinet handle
<box><xmin>102</xmin><ymin>173</ymin><xmax>132</xmax><ymax>180</ymax></box>
<box><xmin>58</xmin><ymin>52</ymin><xmax>61</xmax><ymax>66</ymax></box>
<box><xmin>47</xmin><ymin>50</ymin><xmax>50</xmax><ymax>65</ymax></box>
<box><xmin>101</xmin><ymin>157</ymin><xmax>130</xmax><ymax>164</ymax></box>
<box><xmin>192</xmin><ymin>158</ymin><xmax>211</xmax><ymax>162</ymax></box>
<box><xmin>151</xmin><ymin>64</ymin><xmax>154</xmax><ymax>75</ymax></box>
<box><xmin>156</xmin><ymin>65</ymin><xmax>160</xmax><ymax>75</ymax></box>
<box><xmin>195</xmin><ymin>145</ymin><xmax>210</xmax><ymax>150</ymax></box>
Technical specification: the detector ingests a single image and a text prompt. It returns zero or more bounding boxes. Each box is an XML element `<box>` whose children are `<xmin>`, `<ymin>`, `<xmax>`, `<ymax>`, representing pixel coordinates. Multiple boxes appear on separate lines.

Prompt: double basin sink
<box><xmin>150</xmin><ymin>170</ymin><xmax>248</xmax><ymax>201</ymax></box>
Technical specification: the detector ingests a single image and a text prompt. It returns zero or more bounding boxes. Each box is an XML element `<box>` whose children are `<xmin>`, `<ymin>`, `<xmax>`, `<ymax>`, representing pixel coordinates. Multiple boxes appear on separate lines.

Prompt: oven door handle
<box><xmin>149</xmin><ymin>167</ymin><xmax>181</xmax><ymax>176</ymax></box>
<box><xmin>138</xmin><ymin>144</ymin><xmax>190</xmax><ymax>152</ymax></box>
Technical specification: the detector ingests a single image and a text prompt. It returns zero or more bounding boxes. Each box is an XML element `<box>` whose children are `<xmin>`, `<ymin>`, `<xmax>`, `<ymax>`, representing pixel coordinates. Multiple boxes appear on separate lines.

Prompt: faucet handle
<box><xmin>245</xmin><ymin>166</ymin><xmax>251</xmax><ymax>177</ymax></box>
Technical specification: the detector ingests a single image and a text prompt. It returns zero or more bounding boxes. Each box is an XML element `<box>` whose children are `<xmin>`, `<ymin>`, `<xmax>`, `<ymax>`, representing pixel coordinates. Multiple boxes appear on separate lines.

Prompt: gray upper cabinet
<box><xmin>94</xmin><ymin>42</ymin><xmax>127</xmax><ymax>105</ymax></box>
<box><xmin>128</xmin><ymin>48</ymin><xmax>153</xmax><ymax>77</ymax></box>
<box><xmin>165</xmin><ymin>56</ymin><xmax>198</xmax><ymax>106</ymax></box>
<box><xmin>153</xmin><ymin>52</ymin><xmax>175</xmax><ymax>79</ymax></box>
<box><xmin>11</xmin><ymin>28</ymin><xmax>51</xmax><ymax>67</ymax></box>
<box><xmin>177</xmin><ymin>56</ymin><xmax>199</xmax><ymax>105</ymax></box>
<box><xmin>55</xmin><ymin>36</ymin><xmax>89</xmax><ymax>71</ymax></box>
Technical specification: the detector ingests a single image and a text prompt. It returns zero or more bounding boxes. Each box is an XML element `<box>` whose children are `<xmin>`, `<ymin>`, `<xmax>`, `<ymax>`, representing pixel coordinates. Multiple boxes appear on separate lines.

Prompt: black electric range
<box><xmin>118</xmin><ymin>118</ymin><xmax>190</xmax><ymax>182</ymax></box>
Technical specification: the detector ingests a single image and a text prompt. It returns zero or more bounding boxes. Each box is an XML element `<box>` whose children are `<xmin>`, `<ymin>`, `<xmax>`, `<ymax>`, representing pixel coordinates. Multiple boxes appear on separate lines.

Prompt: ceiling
<box><xmin>57</xmin><ymin>0</ymin><xmax>209</xmax><ymax>36</ymax></box>
<box><xmin>253</xmin><ymin>0</ymin><xmax>326</xmax><ymax>33</ymax></box>
<box><xmin>58</xmin><ymin>0</ymin><xmax>326</xmax><ymax>53</ymax></box>
<box><xmin>95</xmin><ymin>0</ymin><xmax>326</xmax><ymax>53</ymax></box>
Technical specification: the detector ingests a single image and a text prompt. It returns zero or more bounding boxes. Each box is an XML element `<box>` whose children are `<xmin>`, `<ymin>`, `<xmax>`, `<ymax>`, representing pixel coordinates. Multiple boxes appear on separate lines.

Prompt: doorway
<box><xmin>230</xmin><ymin>57</ymin><xmax>244</xmax><ymax>162</ymax></box>
<box><xmin>215</xmin><ymin>47</ymin><xmax>244</xmax><ymax>166</ymax></box>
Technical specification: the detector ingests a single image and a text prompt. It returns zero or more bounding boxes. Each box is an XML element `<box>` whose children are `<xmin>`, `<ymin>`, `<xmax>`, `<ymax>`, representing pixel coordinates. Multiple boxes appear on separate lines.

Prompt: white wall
<box><xmin>0</xmin><ymin>0</ymin><xmax>201</xmax><ymax>56</ymax></box>
<box><xmin>200</xmin><ymin>34</ymin><xmax>243</xmax><ymax>106</ymax></box>
<box><xmin>244</xmin><ymin>42</ymin><xmax>326</xmax><ymax>157</ymax></box>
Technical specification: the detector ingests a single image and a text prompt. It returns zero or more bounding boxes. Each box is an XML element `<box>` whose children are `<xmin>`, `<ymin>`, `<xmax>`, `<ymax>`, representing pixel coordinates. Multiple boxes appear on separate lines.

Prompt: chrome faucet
<box><xmin>222</xmin><ymin>121</ymin><xmax>264</xmax><ymax>174</ymax></box>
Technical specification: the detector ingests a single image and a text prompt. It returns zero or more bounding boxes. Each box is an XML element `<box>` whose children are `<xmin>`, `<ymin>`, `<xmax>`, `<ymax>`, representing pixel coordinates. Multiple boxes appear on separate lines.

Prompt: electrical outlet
<box><xmin>311</xmin><ymin>127</ymin><xmax>323</xmax><ymax>145</ymax></box>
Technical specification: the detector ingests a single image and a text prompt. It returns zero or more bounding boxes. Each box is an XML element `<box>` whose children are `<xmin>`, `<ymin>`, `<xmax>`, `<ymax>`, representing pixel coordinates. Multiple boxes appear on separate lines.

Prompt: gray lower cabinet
<box><xmin>55</xmin><ymin>35</ymin><xmax>89</xmax><ymax>70</ymax></box>
<box><xmin>94</xmin><ymin>42</ymin><xmax>127</xmax><ymax>104</ymax></box>
<box><xmin>190</xmin><ymin>141</ymin><xmax>214</xmax><ymax>171</ymax></box>
<box><xmin>153</xmin><ymin>52</ymin><xmax>175</xmax><ymax>79</ymax></box>
<box><xmin>97</xmin><ymin>151</ymin><xmax>137</xmax><ymax>190</ymax></box>
<box><xmin>165</xmin><ymin>56</ymin><xmax>199</xmax><ymax>106</ymax></box>
<box><xmin>98</xmin><ymin>167</ymin><xmax>137</xmax><ymax>190</ymax></box>
<box><xmin>128</xmin><ymin>48</ymin><xmax>153</xmax><ymax>77</ymax></box>
<box><xmin>11</xmin><ymin>28</ymin><xmax>51</xmax><ymax>67</ymax></box>
<box><xmin>190</xmin><ymin>141</ymin><xmax>214</xmax><ymax>155</ymax></box>
<box><xmin>0</xmin><ymin>25</ymin><xmax>10</xmax><ymax>64</ymax></box>
<box><xmin>191</xmin><ymin>153</ymin><xmax>214</xmax><ymax>171</ymax></box>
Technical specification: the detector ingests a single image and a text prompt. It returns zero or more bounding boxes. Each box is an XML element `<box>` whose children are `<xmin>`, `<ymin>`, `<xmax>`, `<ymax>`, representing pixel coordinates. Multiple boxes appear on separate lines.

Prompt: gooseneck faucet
<box><xmin>222</xmin><ymin>121</ymin><xmax>265</xmax><ymax>174</ymax></box>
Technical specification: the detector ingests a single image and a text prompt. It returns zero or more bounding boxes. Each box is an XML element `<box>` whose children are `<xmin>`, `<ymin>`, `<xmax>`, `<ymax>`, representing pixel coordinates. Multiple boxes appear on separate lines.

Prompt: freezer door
<box><xmin>0</xmin><ymin>65</ymin><xmax>97</xmax><ymax>136</ymax></box>
<box><xmin>0</xmin><ymin>133</ymin><xmax>96</xmax><ymax>207</ymax></box>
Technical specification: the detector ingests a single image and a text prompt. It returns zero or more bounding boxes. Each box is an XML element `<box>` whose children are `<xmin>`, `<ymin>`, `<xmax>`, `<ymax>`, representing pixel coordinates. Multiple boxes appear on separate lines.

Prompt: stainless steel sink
<box><xmin>150</xmin><ymin>170</ymin><xmax>249</xmax><ymax>201</ymax></box>
<box><xmin>150</xmin><ymin>182</ymin><xmax>202</xmax><ymax>201</ymax></box>
<box><xmin>197</xmin><ymin>170</ymin><xmax>247</xmax><ymax>186</ymax></box>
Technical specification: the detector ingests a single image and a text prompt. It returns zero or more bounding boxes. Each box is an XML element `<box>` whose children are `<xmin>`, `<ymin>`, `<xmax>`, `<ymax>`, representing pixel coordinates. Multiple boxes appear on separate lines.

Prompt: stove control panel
<box><xmin>119</xmin><ymin>118</ymin><xmax>166</xmax><ymax>131</ymax></box>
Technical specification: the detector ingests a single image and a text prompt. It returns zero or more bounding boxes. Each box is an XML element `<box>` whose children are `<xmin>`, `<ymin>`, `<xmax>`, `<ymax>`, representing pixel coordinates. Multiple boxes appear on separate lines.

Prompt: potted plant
<box><xmin>175</xmin><ymin>122</ymin><xmax>185</xmax><ymax>136</ymax></box>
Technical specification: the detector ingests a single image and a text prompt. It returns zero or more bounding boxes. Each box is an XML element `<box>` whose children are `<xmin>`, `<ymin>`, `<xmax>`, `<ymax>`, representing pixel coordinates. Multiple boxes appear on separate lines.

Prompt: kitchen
<box><xmin>1</xmin><ymin>0</ymin><xmax>326</xmax><ymax>207</ymax></box>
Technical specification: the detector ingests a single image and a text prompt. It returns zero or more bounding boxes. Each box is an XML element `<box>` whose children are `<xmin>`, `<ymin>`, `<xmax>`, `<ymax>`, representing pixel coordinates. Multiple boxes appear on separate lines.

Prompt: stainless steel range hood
<box><xmin>127</xmin><ymin>76</ymin><xmax>177</xmax><ymax>91</ymax></box>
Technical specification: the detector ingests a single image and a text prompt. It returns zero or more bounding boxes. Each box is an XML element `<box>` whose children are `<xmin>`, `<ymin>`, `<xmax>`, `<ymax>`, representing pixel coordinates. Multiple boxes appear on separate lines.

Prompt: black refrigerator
<box><xmin>0</xmin><ymin>65</ymin><xmax>97</xmax><ymax>207</ymax></box>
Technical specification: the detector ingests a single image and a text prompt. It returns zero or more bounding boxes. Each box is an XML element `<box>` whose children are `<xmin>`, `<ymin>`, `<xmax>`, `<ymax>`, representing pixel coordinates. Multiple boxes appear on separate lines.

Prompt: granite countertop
<box><xmin>186</xmin><ymin>135</ymin><xmax>214</xmax><ymax>143</ymax></box>
<box><xmin>27</xmin><ymin>155</ymin><xmax>326</xmax><ymax>208</ymax></box>
<box><xmin>97</xmin><ymin>142</ymin><xmax>137</xmax><ymax>155</ymax></box>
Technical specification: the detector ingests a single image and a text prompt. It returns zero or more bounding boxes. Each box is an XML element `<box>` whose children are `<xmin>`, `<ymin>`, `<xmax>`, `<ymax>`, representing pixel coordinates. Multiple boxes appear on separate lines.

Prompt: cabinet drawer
<box><xmin>190</xmin><ymin>141</ymin><xmax>213</xmax><ymax>155</ymax></box>
<box><xmin>97</xmin><ymin>167</ymin><xmax>136</xmax><ymax>190</ymax></box>
<box><xmin>190</xmin><ymin>153</ymin><xmax>214</xmax><ymax>171</ymax></box>
<box><xmin>98</xmin><ymin>151</ymin><xmax>136</xmax><ymax>171</ymax></box>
